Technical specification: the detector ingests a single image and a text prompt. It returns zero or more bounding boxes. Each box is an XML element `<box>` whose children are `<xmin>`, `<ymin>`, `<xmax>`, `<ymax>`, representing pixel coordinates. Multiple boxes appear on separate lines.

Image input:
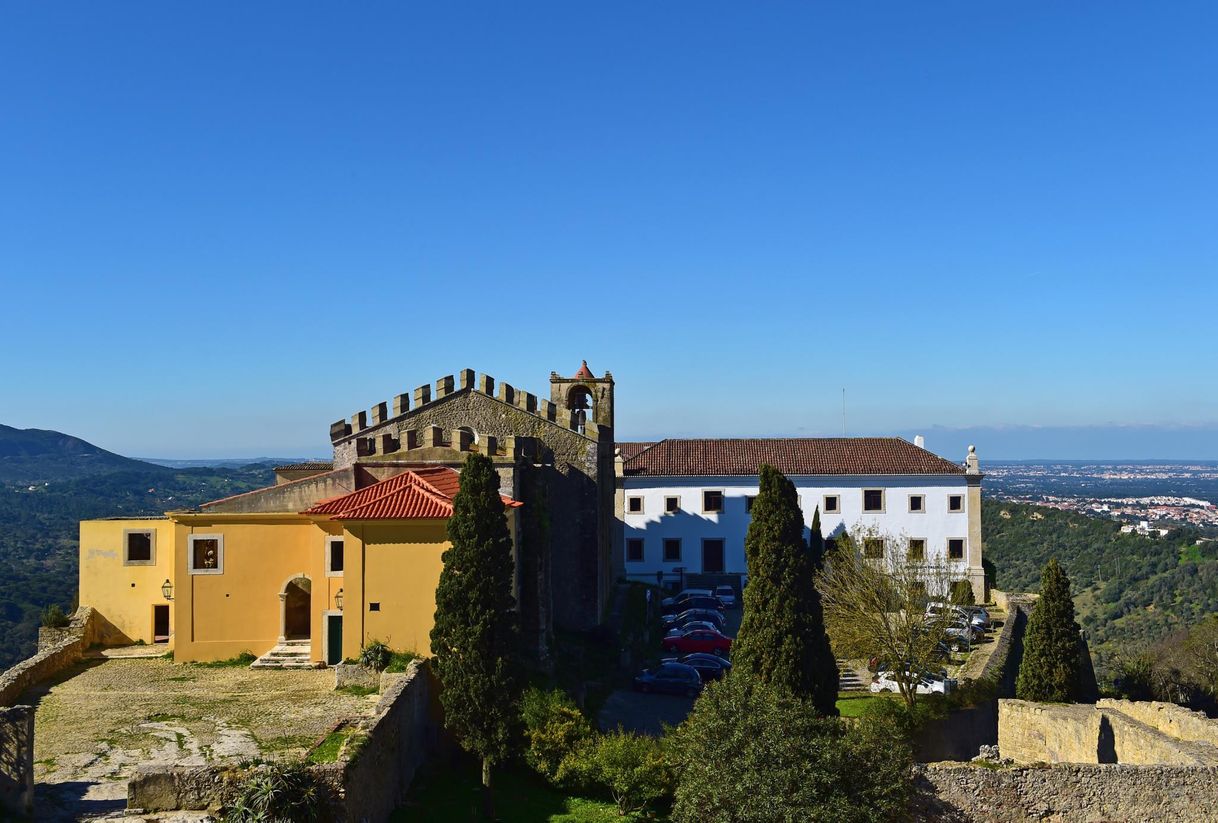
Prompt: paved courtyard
<box><xmin>24</xmin><ymin>656</ymin><xmax>376</xmax><ymax>821</ymax></box>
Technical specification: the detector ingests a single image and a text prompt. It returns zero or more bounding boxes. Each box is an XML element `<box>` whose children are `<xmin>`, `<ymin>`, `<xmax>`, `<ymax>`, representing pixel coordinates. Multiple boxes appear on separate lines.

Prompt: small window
<box><xmin>124</xmin><ymin>530</ymin><xmax>155</xmax><ymax>566</ymax></box>
<box><xmin>745</xmin><ymin>495</ymin><xmax>757</xmax><ymax>513</ymax></box>
<box><xmin>188</xmin><ymin>535</ymin><xmax>223</xmax><ymax>575</ymax></box>
<box><xmin>823</xmin><ymin>494</ymin><xmax>840</xmax><ymax>514</ymax></box>
<box><xmin>703</xmin><ymin>490</ymin><xmax>724</xmax><ymax>513</ymax></box>
<box><xmin>665</xmin><ymin>496</ymin><xmax>680</xmax><ymax>514</ymax></box>
<box><xmin>663</xmin><ymin>538</ymin><xmax>682</xmax><ymax>562</ymax></box>
<box><xmin>909</xmin><ymin>494</ymin><xmax>925</xmax><ymax>513</ymax></box>
<box><xmin>908</xmin><ymin>538</ymin><xmax>926</xmax><ymax>561</ymax></box>
<box><xmin>627</xmin><ymin>496</ymin><xmax>644</xmax><ymax>514</ymax></box>
<box><xmin>948</xmin><ymin>538</ymin><xmax>965</xmax><ymax>560</ymax></box>
<box><xmin>626</xmin><ymin>538</ymin><xmax>644</xmax><ymax>562</ymax></box>
<box><xmin>326</xmin><ymin>538</ymin><xmax>344</xmax><ymax>576</ymax></box>
<box><xmin>948</xmin><ymin>495</ymin><xmax>964</xmax><ymax>512</ymax></box>
<box><xmin>863</xmin><ymin>489</ymin><xmax>884</xmax><ymax>512</ymax></box>
<box><xmin>864</xmin><ymin>537</ymin><xmax>885</xmax><ymax>559</ymax></box>
<box><xmin>369</xmin><ymin>602</ymin><xmax>381</xmax><ymax>612</ymax></box>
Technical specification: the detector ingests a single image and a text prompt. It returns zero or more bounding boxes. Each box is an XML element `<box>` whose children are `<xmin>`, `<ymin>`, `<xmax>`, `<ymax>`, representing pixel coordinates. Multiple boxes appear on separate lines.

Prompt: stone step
<box><xmin>250</xmin><ymin>641</ymin><xmax>322</xmax><ymax>670</ymax></box>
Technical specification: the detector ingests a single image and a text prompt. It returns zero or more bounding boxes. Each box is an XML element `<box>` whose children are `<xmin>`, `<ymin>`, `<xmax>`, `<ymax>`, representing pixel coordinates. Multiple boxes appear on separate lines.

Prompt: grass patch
<box><xmin>835</xmin><ymin>693</ymin><xmax>897</xmax><ymax>718</ymax></box>
<box><xmin>394</xmin><ymin>759</ymin><xmax>657</xmax><ymax>822</ymax></box>
<box><xmin>188</xmin><ymin>651</ymin><xmax>257</xmax><ymax>668</ymax></box>
<box><xmin>385</xmin><ymin>651</ymin><xmax>420</xmax><ymax>673</ymax></box>
<box><xmin>257</xmin><ymin>734</ymin><xmax>316</xmax><ymax>754</ymax></box>
<box><xmin>336</xmin><ymin>684</ymin><xmax>379</xmax><ymax>697</ymax></box>
<box><xmin>307</xmin><ymin>727</ymin><xmax>364</xmax><ymax>764</ymax></box>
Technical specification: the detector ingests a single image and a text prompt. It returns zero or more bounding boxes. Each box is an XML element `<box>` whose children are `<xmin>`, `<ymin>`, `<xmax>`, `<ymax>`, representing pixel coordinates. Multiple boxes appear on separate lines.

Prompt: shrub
<box><xmin>223</xmin><ymin>761</ymin><xmax>325</xmax><ymax>822</ymax></box>
<box><xmin>520</xmin><ymin>687</ymin><xmax>594</xmax><ymax>784</ymax></box>
<box><xmin>384</xmin><ymin>650</ymin><xmax>419</xmax><ymax>673</ymax></box>
<box><xmin>41</xmin><ymin>604</ymin><xmax>70</xmax><ymax>629</ymax></box>
<box><xmin>559</xmin><ymin>729</ymin><xmax>672</xmax><ymax>817</ymax></box>
<box><xmin>358</xmin><ymin>640</ymin><xmax>391</xmax><ymax>672</ymax></box>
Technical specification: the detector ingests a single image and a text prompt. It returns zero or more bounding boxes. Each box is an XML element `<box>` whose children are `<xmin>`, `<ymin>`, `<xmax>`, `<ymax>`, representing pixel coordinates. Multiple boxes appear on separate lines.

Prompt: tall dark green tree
<box><xmin>733</xmin><ymin>464</ymin><xmax>838</xmax><ymax>714</ymax></box>
<box><xmin>1016</xmin><ymin>557</ymin><xmax>1085</xmax><ymax>702</ymax></box>
<box><xmin>808</xmin><ymin>506</ymin><xmax>826</xmax><ymax>570</ymax></box>
<box><xmin>430</xmin><ymin>453</ymin><xmax>522</xmax><ymax>809</ymax></box>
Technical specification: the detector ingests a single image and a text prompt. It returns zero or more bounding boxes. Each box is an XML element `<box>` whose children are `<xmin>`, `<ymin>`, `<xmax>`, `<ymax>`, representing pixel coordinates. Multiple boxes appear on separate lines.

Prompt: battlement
<box><xmin>352</xmin><ymin>426</ymin><xmax>541</xmax><ymax>462</ymax></box>
<box><xmin>331</xmin><ymin>369</ymin><xmax>607</xmax><ymax>445</ymax></box>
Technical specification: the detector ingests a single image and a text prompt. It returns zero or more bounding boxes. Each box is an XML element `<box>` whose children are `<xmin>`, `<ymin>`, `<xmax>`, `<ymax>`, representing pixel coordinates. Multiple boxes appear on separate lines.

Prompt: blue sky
<box><xmin>1</xmin><ymin>3</ymin><xmax>1215</xmax><ymax>459</ymax></box>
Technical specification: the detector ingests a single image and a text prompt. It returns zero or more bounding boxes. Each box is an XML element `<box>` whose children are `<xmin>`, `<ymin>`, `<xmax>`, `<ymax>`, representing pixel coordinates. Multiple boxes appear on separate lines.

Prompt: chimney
<box><xmin>914</xmin><ymin>435</ymin><xmax>925</xmax><ymax>449</ymax></box>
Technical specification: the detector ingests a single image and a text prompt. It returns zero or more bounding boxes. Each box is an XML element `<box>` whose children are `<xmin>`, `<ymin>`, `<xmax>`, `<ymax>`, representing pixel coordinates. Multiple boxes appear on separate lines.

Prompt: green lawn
<box><xmin>835</xmin><ymin>692</ymin><xmax>897</xmax><ymax>718</ymax></box>
<box><xmin>393</xmin><ymin>760</ymin><xmax>665</xmax><ymax>822</ymax></box>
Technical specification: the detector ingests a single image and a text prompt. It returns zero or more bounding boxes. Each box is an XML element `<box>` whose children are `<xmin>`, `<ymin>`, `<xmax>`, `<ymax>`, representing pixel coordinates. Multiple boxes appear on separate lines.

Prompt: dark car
<box><xmin>662</xmin><ymin>608</ymin><xmax>727</xmax><ymax>632</ymax></box>
<box><xmin>633</xmin><ymin>662</ymin><xmax>703</xmax><ymax>697</ymax></box>
<box><xmin>661</xmin><ymin>595</ymin><xmax>726</xmax><ymax>616</ymax></box>
<box><xmin>661</xmin><ymin>652</ymin><xmax>732</xmax><ymax>682</ymax></box>
<box><xmin>663</xmin><ymin>627</ymin><xmax>733</xmax><ymax>656</ymax></box>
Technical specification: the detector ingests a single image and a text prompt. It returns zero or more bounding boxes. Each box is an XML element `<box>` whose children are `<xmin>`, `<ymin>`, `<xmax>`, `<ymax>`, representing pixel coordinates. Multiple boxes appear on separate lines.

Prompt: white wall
<box><xmin>621</xmin><ymin>474</ymin><xmax>975</xmax><ymax>583</ymax></box>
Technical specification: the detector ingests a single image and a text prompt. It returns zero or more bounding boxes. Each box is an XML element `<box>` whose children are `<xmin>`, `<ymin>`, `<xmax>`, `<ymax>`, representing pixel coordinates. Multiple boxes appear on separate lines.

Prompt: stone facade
<box><xmin>919</xmin><ymin>763</ymin><xmax>1218</xmax><ymax>823</ymax></box>
<box><xmin>998</xmin><ymin>698</ymin><xmax>1218</xmax><ymax>766</ymax></box>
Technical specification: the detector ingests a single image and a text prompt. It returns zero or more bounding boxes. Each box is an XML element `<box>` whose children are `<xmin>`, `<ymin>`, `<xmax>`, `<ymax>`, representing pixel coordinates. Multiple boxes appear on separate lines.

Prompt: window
<box><xmin>665</xmin><ymin>496</ymin><xmax>680</xmax><ymax>514</ymax></box>
<box><xmin>948</xmin><ymin>538</ymin><xmax>965</xmax><ymax>560</ymax></box>
<box><xmin>369</xmin><ymin>602</ymin><xmax>381</xmax><ymax>612</ymax></box>
<box><xmin>864</xmin><ymin>537</ymin><xmax>885</xmax><ymax>559</ymax></box>
<box><xmin>908</xmin><ymin>494</ymin><xmax>925</xmax><ymax>513</ymax></box>
<box><xmin>703</xmin><ymin>490</ymin><xmax>724</xmax><ymax>513</ymax></box>
<box><xmin>626</xmin><ymin>538</ymin><xmax>644</xmax><ymax>562</ymax></box>
<box><xmin>123</xmin><ymin>529</ymin><xmax>155</xmax><ymax>566</ymax></box>
<box><xmin>863</xmin><ymin>489</ymin><xmax>885</xmax><ymax>512</ymax></box>
<box><xmin>326</xmin><ymin>538</ymin><xmax>344</xmax><ymax>577</ymax></box>
<box><xmin>823</xmin><ymin>494</ymin><xmax>840</xmax><ymax>514</ymax></box>
<box><xmin>702</xmin><ymin>539</ymin><xmax>725</xmax><ymax>573</ymax></box>
<box><xmin>627</xmin><ymin>496</ymin><xmax>644</xmax><ymax>514</ymax></box>
<box><xmin>908</xmin><ymin>538</ymin><xmax>926</xmax><ymax>561</ymax></box>
<box><xmin>663</xmin><ymin>538</ymin><xmax>682</xmax><ymax>562</ymax></box>
<box><xmin>745</xmin><ymin>495</ymin><xmax>757</xmax><ymax>513</ymax></box>
<box><xmin>188</xmin><ymin>535</ymin><xmax>224</xmax><ymax>575</ymax></box>
<box><xmin>948</xmin><ymin>495</ymin><xmax>964</xmax><ymax>512</ymax></box>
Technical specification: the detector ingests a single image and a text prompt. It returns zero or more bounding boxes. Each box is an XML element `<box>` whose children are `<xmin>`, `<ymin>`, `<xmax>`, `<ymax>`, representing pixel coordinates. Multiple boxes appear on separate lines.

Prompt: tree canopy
<box><xmin>1016</xmin><ymin>557</ymin><xmax>1086</xmax><ymax>702</ymax></box>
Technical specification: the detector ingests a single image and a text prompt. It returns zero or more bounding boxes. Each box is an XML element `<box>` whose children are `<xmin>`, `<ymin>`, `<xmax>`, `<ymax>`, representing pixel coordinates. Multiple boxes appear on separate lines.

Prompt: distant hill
<box><xmin>0</xmin><ymin>424</ymin><xmax>164</xmax><ymax>482</ymax></box>
<box><xmin>138</xmin><ymin>456</ymin><xmax>323</xmax><ymax>469</ymax></box>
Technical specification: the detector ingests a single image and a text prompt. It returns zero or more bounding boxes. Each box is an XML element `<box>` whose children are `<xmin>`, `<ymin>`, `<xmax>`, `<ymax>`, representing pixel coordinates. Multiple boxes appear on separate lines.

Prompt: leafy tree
<box><xmin>559</xmin><ymin>730</ymin><xmax>672</xmax><ymax>817</ymax></box>
<box><xmin>520</xmin><ymin>687</ymin><xmax>594</xmax><ymax>784</ymax></box>
<box><xmin>669</xmin><ymin>675</ymin><xmax>912</xmax><ymax>823</ymax></box>
<box><xmin>733</xmin><ymin>464</ymin><xmax>837</xmax><ymax>713</ymax></box>
<box><xmin>430</xmin><ymin>453</ymin><xmax>522</xmax><ymax>813</ymax></box>
<box><xmin>1016</xmin><ymin>557</ymin><xmax>1085</xmax><ymax>702</ymax></box>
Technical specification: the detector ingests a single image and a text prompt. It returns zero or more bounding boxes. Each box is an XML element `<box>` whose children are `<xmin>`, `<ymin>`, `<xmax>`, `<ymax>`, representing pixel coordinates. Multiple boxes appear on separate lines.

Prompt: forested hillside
<box><xmin>0</xmin><ymin>462</ymin><xmax>274</xmax><ymax>669</ymax></box>
<box><xmin>0</xmin><ymin>424</ymin><xmax>153</xmax><ymax>482</ymax></box>
<box><xmin>983</xmin><ymin>499</ymin><xmax>1218</xmax><ymax>673</ymax></box>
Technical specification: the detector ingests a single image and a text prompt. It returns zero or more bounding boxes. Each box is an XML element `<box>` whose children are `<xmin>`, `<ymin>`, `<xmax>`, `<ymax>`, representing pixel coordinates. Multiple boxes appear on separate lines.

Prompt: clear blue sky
<box><xmin>1</xmin><ymin>3</ymin><xmax>1215</xmax><ymax>459</ymax></box>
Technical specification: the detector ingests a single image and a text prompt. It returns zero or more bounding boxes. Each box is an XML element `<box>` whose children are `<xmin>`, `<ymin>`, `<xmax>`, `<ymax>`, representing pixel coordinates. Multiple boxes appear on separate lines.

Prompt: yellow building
<box><xmin>79</xmin><ymin>465</ymin><xmax>521</xmax><ymax>665</ymax></box>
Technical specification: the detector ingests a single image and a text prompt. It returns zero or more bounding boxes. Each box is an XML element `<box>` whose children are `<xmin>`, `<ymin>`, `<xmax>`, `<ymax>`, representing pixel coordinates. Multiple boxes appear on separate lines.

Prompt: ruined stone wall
<box><xmin>998</xmin><ymin>700</ymin><xmax>1103</xmax><ymax>764</ymax></box>
<box><xmin>918</xmin><ymin>763</ymin><xmax>1218</xmax><ymax>823</ymax></box>
<box><xmin>1096</xmin><ymin>698</ymin><xmax>1218</xmax><ymax>746</ymax></box>
<box><xmin>0</xmin><ymin>705</ymin><xmax>33</xmax><ymax>817</ymax></box>
<box><xmin>0</xmin><ymin>606</ymin><xmax>99</xmax><ymax>708</ymax></box>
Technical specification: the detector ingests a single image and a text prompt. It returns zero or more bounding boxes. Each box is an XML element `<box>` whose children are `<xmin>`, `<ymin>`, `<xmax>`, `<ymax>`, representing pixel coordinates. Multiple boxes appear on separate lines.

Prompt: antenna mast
<box><xmin>842</xmin><ymin>388</ymin><xmax>847</xmax><ymax>436</ymax></box>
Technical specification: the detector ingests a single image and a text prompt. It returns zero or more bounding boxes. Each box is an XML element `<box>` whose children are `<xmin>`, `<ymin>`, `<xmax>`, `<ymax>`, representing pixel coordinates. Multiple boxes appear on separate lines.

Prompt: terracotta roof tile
<box><xmin>274</xmin><ymin>461</ymin><xmax>335</xmax><ymax>472</ymax></box>
<box><xmin>622</xmin><ymin>438</ymin><xmax>966</xmax><ymax>477</ymax></box>
<box><xmin>616</xmin><ymin>441</ymin><xmax>657</xmax><ymax>462</ymax></box>
<box><xmin>574</xmin><ymin>360</ymin><xmax>595</xmax><ymax>379</ymax></box>
<box><xmin>304</xmin><ymin>467</ymin><xmax>521</xmax><ymax>520</ymax></box>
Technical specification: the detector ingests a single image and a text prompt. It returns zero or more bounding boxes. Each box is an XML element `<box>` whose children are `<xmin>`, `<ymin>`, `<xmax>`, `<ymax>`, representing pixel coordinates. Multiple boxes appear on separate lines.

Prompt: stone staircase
<box><xmin>250</xmin><ymin>639</ymin><xmax>319</xmax><ymax>670</ymax></box>
<box><xmin>837</xmin><ymin>659</ymin><xmax>867</xmax><ymax>692</ymax></box>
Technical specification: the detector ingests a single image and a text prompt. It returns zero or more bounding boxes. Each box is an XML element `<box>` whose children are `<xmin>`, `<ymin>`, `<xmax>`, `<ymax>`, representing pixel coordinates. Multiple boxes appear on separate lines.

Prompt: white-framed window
<box><xmin>948</xmin><ymin>538</ymin><xmax>966</xmax><ymax>560</ymax></box>
<box><xmin>908</xmin><ymin>494</ymin><xmax>925</xmax><ymax>513</ymax></box>
<box><xmin>626</xmin><ymin>538</ymin><xmax>644</xmax><ymax>562</ymax></box>
<box><xmin>948</xmin><ymin>494</ymin><xmax>964</xmax><ymax>512</ymax></box>
<box><xmin>627</xmin><ymin>496</ymin><xmax>644</xmax><ymax>514</ymax></box>
<box><xmin>123</xmin><ymin>529</ymin><xmax>156</xmax><ymax>566</ymax></box>
<box><xmin>863</xmin><ymin>489</ymin><xmax>885</xmax><ymax>513</ymax></box>
<box><xmin>665</xmin><ymin>496</ymin><xmax>680</xmax><ymax>514</ymax></box>
<box><xmin>702</xmin><ymin>490</ymin><xmax>724</xmax><ymax>514</ymax></box>
<box><xmin>326</xmin><ymin>537</ymin><xmax>344</xmax><ymax>577</ymax></box>
<box><xmin>823</xmin><ymin>494</ymin><xmax>840</xmax><ymax>514</ymax></box>
<box><xmin>188</xmin><ymin>534</ymin><xmax>224</xmax><ymax>575</ymax></box>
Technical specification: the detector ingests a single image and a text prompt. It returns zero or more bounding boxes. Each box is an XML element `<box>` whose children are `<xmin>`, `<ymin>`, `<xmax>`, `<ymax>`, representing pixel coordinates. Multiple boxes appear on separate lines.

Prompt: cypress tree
<box><xmin>808</xmin><ymin>506</ymin><xmax>826</xmax><ymax>571</ymax></box>
<box><xmin>430</xmin><ymin>453</ymin><xmax>522</xmax><ymax>810</ymax></box>
<box><xmin>733</xmin><ymin>464</ymin><xmax>838</xmax><ymax>714</ymax></box>
<box><xmin>1016</xmin><ymin>557</ymin><xmax>1084</xmax><ymax>702</ymax></box>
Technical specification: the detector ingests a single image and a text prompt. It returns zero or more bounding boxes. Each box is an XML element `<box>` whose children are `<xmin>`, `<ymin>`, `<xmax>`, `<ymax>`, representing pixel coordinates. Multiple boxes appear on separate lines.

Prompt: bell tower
<box><xmin>550</xmin><ymin>360</ymin><xmax>614</xmax><ymax>433</ymax></box>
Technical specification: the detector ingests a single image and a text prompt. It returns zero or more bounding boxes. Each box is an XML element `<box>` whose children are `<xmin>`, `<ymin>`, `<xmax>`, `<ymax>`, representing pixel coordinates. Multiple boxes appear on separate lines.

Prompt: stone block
<box><xmin>426</xmin><ymin>426</ymin><xmax>445</xmax><ymax>448</ymax></box>
<box><xmin>379</xmin><ymin>434</ymin><xmax>399</xmax><ymax>454</ymax></box>
<box><xmin>459</xmin><ymin>369</ymin><xmax>476</xmax><ymax>390</ymax></box>
<box><xmin>393</xmin><ymin>393</ymin><xmax>410</xmax><ymax>417</ymax></box>
<box><xmin>334</xmin><ymin>663</ymin><xmax>379</xmax><ymax>691</ymax></box>
<box><xmin>435</xmin><ymin>375</ymin><xmax>454</xmax><ymax>398</ymax></box>
<box><xmin>479</xmin><ymin>374</ymin><xmax>495</xmax><ymax>395</ymax></box>
<box><xmin>370</xmin><ymin>402</ymin><xmax>388</xmax><ymax>425</ymax></box>
<box><xmin>403</xmin><ymin>429</ymin><xmax>419</xmax><ymax>450</ymax></box>
<box><xmin>454</xmin><ymin>429</ymin><xmax>473</xmax><ymax>451</ymax></box>
<box><xmin>330</xmin><ymin>420</ymin><xmax>352</xmax><ymax>443</ymax></box>
<box><xmin>351</xmin><ymin>410</ymin><xmax>368</xmax><ymax>432</ymax></box>
<box><xmin>413</xmin><ymin>384</ymin><xmax>431</xmax><ymax>407</ymax></box>
<box><xmin>497</xmin><ymin>383</ymin><xmax>516</xmax><ymax>406</ymax></box>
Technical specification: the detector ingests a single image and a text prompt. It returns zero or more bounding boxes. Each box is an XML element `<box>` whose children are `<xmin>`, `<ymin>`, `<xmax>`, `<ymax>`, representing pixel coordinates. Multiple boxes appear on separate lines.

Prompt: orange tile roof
<box><xmin>304</xmin><ymin>467</ymin><xmax>521</xmax><ymax>521</ymax></box>
<box><xmin>574</xmin><ymin>360</ymin><xmax>595</xmax><ymax>379</ymax></box>
<box><xmin>622</xmin><ymin>438</ymin><xmax>966</xmax><ymax>477</ymax></box>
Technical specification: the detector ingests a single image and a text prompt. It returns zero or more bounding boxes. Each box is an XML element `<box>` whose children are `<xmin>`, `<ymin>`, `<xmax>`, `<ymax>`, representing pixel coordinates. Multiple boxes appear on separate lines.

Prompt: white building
<box><xmin>614</xmin><ymin>437</ymin><xmax>985</xmax><ymax>601</ymax></box>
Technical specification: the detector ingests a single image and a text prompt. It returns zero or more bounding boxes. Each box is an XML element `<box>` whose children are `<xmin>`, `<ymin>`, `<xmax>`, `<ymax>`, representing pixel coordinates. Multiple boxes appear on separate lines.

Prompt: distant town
<box><xmin>984</xmin><ymin>461</ymin><xmax>1218</xmax><ymax>535</ymax></box>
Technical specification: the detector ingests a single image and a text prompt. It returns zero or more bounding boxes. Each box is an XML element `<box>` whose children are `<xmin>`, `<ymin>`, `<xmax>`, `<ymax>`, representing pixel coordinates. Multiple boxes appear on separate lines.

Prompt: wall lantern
<box><xmin>335</xmin><ymin>588</ymin><xmax>344</xmax><ymax>611</ymax></box>
<box><xmin>161</xmin><ymin>579</ymin><xmax>174</xmax><ymax>601</ymax></box>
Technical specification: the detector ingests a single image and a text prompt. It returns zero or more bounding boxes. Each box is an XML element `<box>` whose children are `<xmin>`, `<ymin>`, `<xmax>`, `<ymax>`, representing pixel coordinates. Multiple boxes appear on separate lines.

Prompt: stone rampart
<box><xmin>997</xmin><ymin>700</ymin><xmax>1102</xmax><ymax>764</ymax></box>
<box><xmin>1097</xmin><ymin>698</ymin><xmax>1218</xmax><ymax>746</ymax></box>
<box><xmin>0</xmin><ymin>705</ymin><xmax>34</xmax><ymax>817</ymax></box>
<box><xmin>918</xmin><ymin>763</ymin><xmax>1218</xmax><ymax>823</ymax></box>
<box><xmin>0</xmin><ymin>606</ymin><xmax>100</xmax><ymax>707</ymax></box>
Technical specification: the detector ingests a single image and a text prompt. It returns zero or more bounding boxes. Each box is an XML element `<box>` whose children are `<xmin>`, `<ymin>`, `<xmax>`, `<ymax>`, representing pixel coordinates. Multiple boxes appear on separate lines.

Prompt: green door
<box><xmin>326</xmin><ymin>614</ymin><xmax>343</xmax><ymax>665</ymax></box>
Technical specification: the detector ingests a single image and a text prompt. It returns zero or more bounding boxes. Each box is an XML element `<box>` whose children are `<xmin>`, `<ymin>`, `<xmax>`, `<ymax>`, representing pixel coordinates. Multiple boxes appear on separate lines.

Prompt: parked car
<box><xmin>662</xmin><ymin>608</ymin><xmax>727</xmax><ymax>631</ymax></box>
<box><xmin>713</xmin><ymin>585</ymin><xmax>738</xmax><ymax>608</ymax></box>
<box><xmin>945</xmin><ymin>622</ymin><xmax>983</xmax><ymax>651</ymax></box>
<box><xmin>633</xmin><ymin>662</ymin><xmax>703</xmax><ymax>697</ymax></box>
<box><xmin>665</xmin><ymin>620</ymin><xmax>719</xmax><ymax>637</ymax></box>
<box><xmin>663</xmin><ymin>627</ymin><xmax>733</xmax><ymax>656</ymax></box>
<box><xmin>661</xmin><ymin>588</ymin><xmax>714</xmax><ymax>610</ymax></box>
<box><xmin>661</xmin><ymin>652</ymin><xmax>733</xmax><ymax>682</ymax></box>
<box><xmin>926</xmin><ymin>602</ymin><xmax>988</xmax><ymax>632</ymax></box>
<box><xmin>662</xmin><ymin>595</ymin><xmax>727</xmax><ymax>616</ymax></box>
<box><xmin>870</xmin><ymin>668</ymin><xmax>956</xmax><ymax>695</ymax></box>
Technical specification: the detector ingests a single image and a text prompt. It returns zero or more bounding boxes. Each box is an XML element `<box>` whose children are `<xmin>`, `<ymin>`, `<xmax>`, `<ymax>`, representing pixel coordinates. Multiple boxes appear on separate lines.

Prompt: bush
<box><xmin>358</xmin><ymin>640</ymin><xmax>391</xmax><ymax>672</ymax></box>
<box><xmin>520</xmin><ymin>687</ymin><xmax>594</xmax><ymax>784</ymax></box>
<box><xmin>558</xmin><ymin>729</ymin><xmax>672</xmax><ymax>817</ymax></box>
<box><xmin>40</xmin><ymin>604</ymin><xmax>70</xmax><ymax>629</ymax></box>
<box><xmin>669</xmin><ymin>675</ymin><xmax>912</xmax><ymax>822</ymax></box>
<box><xmin>384</xmin><ymin>650</ymin><xmax>419</xmax><ymax>673</ymax></box>
<box><xmin>223</xmin><ymin>761</ymin><xmax>325</xmax><ymax>822</ymax></box>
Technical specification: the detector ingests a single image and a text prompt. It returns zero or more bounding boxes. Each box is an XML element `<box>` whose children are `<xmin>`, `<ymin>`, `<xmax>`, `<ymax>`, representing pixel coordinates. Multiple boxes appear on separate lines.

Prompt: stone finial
<box><xmin>330</xmin><ymin>420</ymin><xmax>352</xmax><ymax>443</ymax></box>
<box><xmin>352</xmin><ymin>410</ymin><xmax>368</xmax><ymax>432</ymax></box>
<box><xmin>436</xmin><ymin>375</ymin><xmax>455</xmax><ymax>398</ymax></box>
<box><xmin>965</xmin><ymin>444</ymin><xmax>981</xmax><ymax>475</ymax></box>
<box><xmin>479</xmin><ymin>374</ymin><xmax>495</xmax><ymax>395</ymax></box>
<box><xmin>392</xmin><ymin>393</ymin><xmax>410</xmax><ymax>417</ymax></box>
<box><xmin>371</xmin><ymin>401</ymin><xmax>388</xmax><ymax>426</ymax></box>
<box><xmin>459</xmin><ymin>369</ymin><xmax>476</xmax><ymax>390</ymax></box>
<box><xmin>413</xmin><ymin>384</ymin><xmax>431</xmax><ymax>407</ymax></box>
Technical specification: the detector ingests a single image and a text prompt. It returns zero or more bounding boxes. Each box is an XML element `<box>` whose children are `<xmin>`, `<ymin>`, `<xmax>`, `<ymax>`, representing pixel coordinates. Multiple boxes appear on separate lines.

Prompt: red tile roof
<box><xmin>274</xmin><ymin>461</ymin><xmax>335</xmax><ymax>472</ymax></box>
<box><xmin>617</xmin><ymin>441</ymin><xmax>657</xmax><ymax>462</ymax></box>
<box><xmin>303</xmin><ymin>467</ymin><xmax>521</xmax><ymax>520</ymax></box>
<box><xmin>621</xmin><ymin>438</ymin><xmax>966</xmax><ymax>477</ymax></box>
<box><xmin>574</xmin><ymin>360</ymin><xmax>595</xmax><ymax>380</ymax></box>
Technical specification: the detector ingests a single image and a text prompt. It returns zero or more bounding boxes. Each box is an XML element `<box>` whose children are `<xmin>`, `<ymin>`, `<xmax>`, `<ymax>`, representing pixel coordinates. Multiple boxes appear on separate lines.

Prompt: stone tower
<box><xmin>550</xmin><ymin>360</ymin><xmax>615</xmax><ymax>433</ymax></box>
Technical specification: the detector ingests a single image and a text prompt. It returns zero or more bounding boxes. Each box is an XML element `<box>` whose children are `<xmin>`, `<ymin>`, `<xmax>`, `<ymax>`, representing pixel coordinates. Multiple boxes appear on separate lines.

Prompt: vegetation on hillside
<box><xmin>982</xmin><ymin>499</ymin><xmax>1218</xmax><ymax>673</ymax></box>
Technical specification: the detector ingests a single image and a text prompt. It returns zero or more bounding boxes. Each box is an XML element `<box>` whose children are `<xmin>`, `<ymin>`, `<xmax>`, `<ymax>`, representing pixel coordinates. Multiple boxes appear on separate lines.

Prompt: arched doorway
<box><xmin>281</xmin><ymin>576</ymin><xmax>312</xmax><ymax>640</ymax></box>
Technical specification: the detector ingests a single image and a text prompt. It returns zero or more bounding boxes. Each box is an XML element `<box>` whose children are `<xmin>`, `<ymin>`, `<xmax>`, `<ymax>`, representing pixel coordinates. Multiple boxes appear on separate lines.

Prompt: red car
<box><xmin>663</xmin><ymin>627</ymin><xmax>732</xmax><ymax>656</ymax></box>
